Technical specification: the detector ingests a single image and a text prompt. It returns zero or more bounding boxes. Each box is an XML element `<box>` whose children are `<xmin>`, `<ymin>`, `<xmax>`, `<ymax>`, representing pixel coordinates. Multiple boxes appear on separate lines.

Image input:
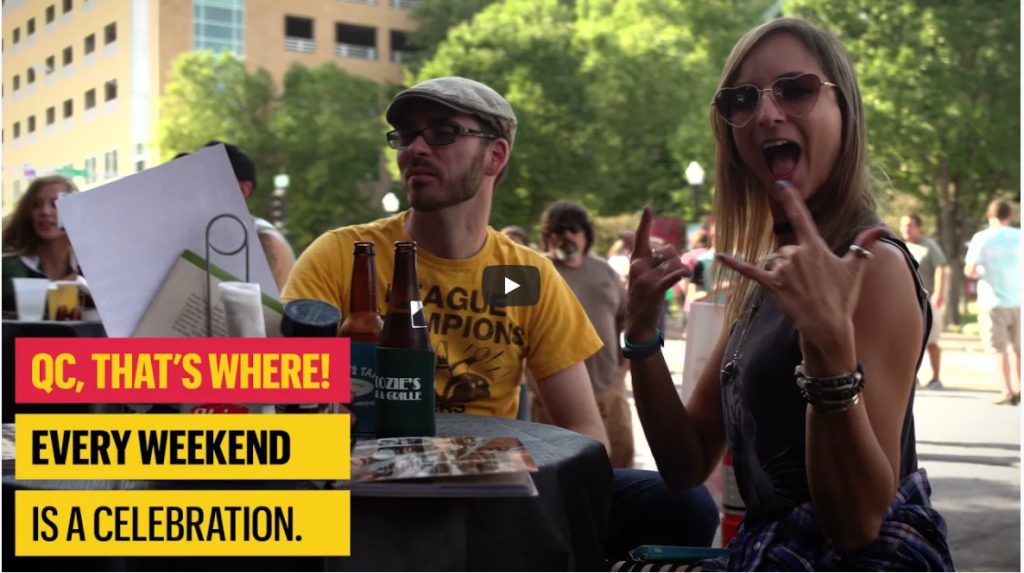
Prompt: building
<box><xmin>1</xmin><ymin>0</ymin><xmax>418</xmax><ymax>212</ymax></box>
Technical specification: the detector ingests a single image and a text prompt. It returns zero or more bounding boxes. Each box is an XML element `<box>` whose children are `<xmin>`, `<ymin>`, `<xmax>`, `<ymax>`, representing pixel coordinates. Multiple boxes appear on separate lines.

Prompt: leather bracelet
<box><xmin>794</xmin><ymin>361</ymin><xmax>865</xmax><ymax>411</ymax></box>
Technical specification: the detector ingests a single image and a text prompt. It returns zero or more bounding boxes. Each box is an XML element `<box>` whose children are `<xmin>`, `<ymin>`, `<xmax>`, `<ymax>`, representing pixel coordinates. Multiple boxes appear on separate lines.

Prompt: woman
<box><xmin>2</xmin><ymin>175</ymin><xmax>82</xmax><ymax>314</ymax></box>
<box><xmin>625</xmin><ymin>18</ymin><xmax>953</xmax><ymax>570</ymax></box>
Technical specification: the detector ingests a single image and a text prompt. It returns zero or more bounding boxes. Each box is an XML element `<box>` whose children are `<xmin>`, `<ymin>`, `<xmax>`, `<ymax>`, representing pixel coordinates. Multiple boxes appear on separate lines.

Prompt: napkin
<box><xmin>218</xmin><ymin>281</ymin><xmax>266</xmax><ymax>337</ymax></box>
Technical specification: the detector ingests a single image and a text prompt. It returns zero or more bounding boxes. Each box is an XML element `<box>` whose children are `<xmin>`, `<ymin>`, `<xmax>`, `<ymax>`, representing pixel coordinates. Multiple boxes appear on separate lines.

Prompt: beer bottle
<box><xmin>375</xmin><ymin>241</ymin><xmax>436</xmax><ymax>437</ymax></box>
<box><xmin>339</xmin><ymin>241</ymin><xmax>383</xmax><ymax>435</ymax></box>
<box><xmin>276</xmin><ymin>299</ymin><xmax>341</xmax><ymax>414</ymax></box>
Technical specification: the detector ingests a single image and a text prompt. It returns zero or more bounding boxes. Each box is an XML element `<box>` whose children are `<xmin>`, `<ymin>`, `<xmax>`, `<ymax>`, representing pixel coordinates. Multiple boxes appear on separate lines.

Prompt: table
<box><xmin>2</xmin><ymin>414</ymin><xmax>613</xmax><ymax>571</ymax></box>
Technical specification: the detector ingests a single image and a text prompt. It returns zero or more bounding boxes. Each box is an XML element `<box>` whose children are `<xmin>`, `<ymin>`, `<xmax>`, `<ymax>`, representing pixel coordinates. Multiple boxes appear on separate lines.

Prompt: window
<box><xmin>104</xmin><ymin>79</ymin><xmax>116</xmax><ymax>101</ymax></box>
<box><xmin>63</xmin><ymin>98</ymin><xmax>73</xmax><ymax>118</ymax></box>
<box><xmin>84</xmin><ymin>33</ymin><xmax>95</xmax><ymax>54</ymax></box>
<box><xmin>13</xmin><ymin>121</ymin><xmax>20</xmax><ymax>138</ymax></box>
<box><xmin>194</xmin><ymin>0</ymin><xmax>244</xmax><ymax>55</ymax></box>
<box><xmin>84</xmin><ymin>157</ymin><xmax>96</xmax><ymax>183</ymax></box>
<box><xmin>45</xmin><ymin>55</ymin><xmax>55</xmax><ymax>74</ymax></box>
<box><xmin>285</xmin><ymin>16</ymin><xmax>313</xmax><ymax>39</ymax></box>
<box><xmin>335</xmin><ymin>23</ymin><xmax>377</xmax><ymax>60</ymax></box>
<box><xmin>62</xmin><ymin>0</ymin><xmax>72</xmax><ymax>14</ymax></box>
<box><xmin>135</xmin><ymin>160</ymin><xmax>145</xmax><ymax>172</ymax></box>
<box><xmin>27</xmin><ymin>18</ymin><xmax>36</xmax><ymax>35</ymax></box>
<box><xmin>27</xmin><ymin>67</ymin><xmax>36</xmax><ymax>84</ymax></box>
<box><xmin>46</xmin><ymin>106</ymin><xmax>55</xmax><ymax>125</ymax></box>
<box><xmin>104</xmin><ymin>22</ymin><xmax>116</xmax><ymax>44</ymax></box>
<box><xmin>390</xmin><ymin>30</ymin><xmax>412</xmax><ymax>63</ymax></box>
<box><xmin>63</xmin><ymin>46</ymin><xmax>73</xmax><ymax>65</ymax></box>
<box><xmin>28</xmin><ymin>115</ymin><xmax>36</xmax><ymax>133</ymax></box>
<box><xmin>104</xmin><ymin>149</ymin><xmax>117</xmax><ymax>178</ymax></box>
<box><xmin>12</xmin><ymin>27</ymin><xmax>20</xmax><ymax>44</ymax></box>
<box><xmin>46</xmin><ymin>5</ymin><xmax>55</xmax><ymax>23</ymax></box>
<box><xmin>13</xmin><ymin>74</ymin><xmax>19</xmax><ymax>91</ymax></box>
<box><xmin>85</xmin><ymin>88</ymin><xmax>96</xmax><ymax>109</ymax></box>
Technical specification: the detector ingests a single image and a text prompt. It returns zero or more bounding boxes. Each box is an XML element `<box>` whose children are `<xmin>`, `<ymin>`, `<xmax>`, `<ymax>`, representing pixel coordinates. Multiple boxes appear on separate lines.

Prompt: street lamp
<box><xmin>270</xmin><ymin>173</ymin><xmax>289</xmax><ymax>235</ymax></box>
<box><xmin>382</xmin><ymin>191</ymin><xmax>400</xmax><ymax>214</ymax></box>
<box><xmin>685</xmin><ymin>161</ymin><xmax>705</xmax><ymax>218</ymax></box>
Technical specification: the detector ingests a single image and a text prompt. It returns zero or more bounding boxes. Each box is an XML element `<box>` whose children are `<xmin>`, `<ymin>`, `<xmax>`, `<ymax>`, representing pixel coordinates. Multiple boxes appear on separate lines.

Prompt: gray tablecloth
<box><xmin>2</xmin><ymin>414</ymin><xmax>612</xmax><ymax>571</ymax></box>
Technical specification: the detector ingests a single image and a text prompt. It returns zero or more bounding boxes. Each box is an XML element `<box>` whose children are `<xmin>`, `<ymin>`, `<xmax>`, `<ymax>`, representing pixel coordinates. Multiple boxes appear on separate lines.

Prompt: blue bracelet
<box><xmin>622</xmin><ymin>328</ymin><xmax>664</xmax><ymax>350</ymax></box>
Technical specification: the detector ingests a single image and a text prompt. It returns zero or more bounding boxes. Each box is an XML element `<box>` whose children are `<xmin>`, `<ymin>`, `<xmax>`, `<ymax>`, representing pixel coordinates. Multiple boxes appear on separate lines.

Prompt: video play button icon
<box><xmin>483</xmin><ymin>265</ymin><xmax>540</xmax><ymax>307</ymax></box>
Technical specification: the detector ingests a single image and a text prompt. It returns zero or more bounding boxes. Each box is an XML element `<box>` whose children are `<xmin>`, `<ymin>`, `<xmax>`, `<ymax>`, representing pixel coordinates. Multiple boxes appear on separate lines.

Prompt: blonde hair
<box><xmin>710</xmin><ymin>18</ymin><xmax>877</xmax><ymax>323</ymax></box>
<box><xmin>2</xmin><ymin>175</ymin><xmax>79</xmax><ymax>256</ymax></box>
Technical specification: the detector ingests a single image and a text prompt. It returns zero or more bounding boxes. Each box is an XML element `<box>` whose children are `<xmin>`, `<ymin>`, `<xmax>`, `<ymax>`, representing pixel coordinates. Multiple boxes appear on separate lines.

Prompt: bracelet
<box><xmin>794</xmin><ymin>361</ymin><xmax>865</xmax><ymax>413</ymax></box>
<box><xmin>622</xmin><ymin>328</ymin><xmax>664</xmax><ymax>350</ymax></box>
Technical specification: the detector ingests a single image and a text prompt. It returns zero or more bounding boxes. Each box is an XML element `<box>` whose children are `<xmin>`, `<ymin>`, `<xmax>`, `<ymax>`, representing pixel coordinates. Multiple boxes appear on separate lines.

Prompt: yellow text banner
<box><xmin>15</xmin><ymin>414</ymin><xmax>349</xmax><ymax>480</ymax></box>
<box><xmin>15</xmin><ymin>489</ymin><xmax>350</xmax><ymax>556</ymax></box>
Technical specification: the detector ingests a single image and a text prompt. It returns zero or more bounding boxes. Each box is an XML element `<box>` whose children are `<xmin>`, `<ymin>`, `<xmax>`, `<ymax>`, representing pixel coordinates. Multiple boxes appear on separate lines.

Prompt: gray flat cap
<box><xmin>386</xmin><ymin>76</ymin><xmax>518</xmax><ymax>149</ymax></box>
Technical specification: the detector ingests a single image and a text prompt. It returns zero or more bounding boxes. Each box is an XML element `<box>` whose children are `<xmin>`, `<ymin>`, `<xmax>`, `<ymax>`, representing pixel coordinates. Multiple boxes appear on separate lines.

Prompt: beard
<box><xmin>553</xmin><ymin>240</ymin><xmax>582</xmax><ymax>263</ymax></box>
<box><xmin>405</xmin><ymin>144</ymin><xmax>486</xmax><ymax>212</ymax></box>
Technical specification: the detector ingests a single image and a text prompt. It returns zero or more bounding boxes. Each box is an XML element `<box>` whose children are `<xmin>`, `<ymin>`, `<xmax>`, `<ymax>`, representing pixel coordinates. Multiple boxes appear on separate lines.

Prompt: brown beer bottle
<box><xmin>376</xmin><ymin>241</ymin><xmax>436</xmax><ymax>437</ymax></box>
<box><xmin>339</xmin><ymin>241</ymin><xmax>383</xmax><ymax>434</ymax></box>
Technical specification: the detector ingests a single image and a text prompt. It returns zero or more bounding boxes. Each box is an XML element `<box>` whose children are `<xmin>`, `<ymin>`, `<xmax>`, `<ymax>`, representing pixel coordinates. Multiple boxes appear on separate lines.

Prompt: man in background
<box><xmin>539</xmin><ymin>200</ymin><xmax>634</xmax><ymax>468</ymax></box>
<box><xmin>900</xmin><ymin>213</ymin><xmax>949</xmax><ymax>389</ymax></box>
<box><xmin>965</xmin><ymin>199</ymin><xmax>1021</xmax><ymax>405</ymax></box>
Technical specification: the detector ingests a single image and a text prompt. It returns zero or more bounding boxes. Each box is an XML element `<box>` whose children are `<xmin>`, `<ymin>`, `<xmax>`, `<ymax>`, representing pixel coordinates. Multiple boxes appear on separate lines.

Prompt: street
<box><xmin>627</xmin><ymin>333</ymin><xmax>1021</xmax><ymax>571</ymax></box>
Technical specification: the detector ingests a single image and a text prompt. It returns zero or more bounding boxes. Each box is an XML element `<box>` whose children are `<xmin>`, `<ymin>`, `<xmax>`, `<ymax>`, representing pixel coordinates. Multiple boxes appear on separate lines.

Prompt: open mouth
<box><xmin>761</xmin><ymin>139</ymin><xmax>801</xmax><ymax>180</ymax></box>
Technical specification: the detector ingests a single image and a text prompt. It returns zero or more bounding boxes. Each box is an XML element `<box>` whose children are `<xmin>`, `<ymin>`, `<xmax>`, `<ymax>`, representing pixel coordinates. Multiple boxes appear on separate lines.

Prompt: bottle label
<box><xmin>350</xmin><ymin>342</ymin><xmax>377</xmax><ymax>435</ymax></box>
<box><xmin>374</xmin><ymin>346</ymin><xmax>436</xmax><ymax>438</ymax></box>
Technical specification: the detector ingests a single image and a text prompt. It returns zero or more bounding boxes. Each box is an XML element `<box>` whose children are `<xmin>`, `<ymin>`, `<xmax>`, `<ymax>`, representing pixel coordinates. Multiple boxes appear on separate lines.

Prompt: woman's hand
<box><xmin>625</xmin><ymin>207</ymin><xmax>690</xmax><ymax>341</ymax></box>
<box><xmin>715</xmin><ymin>181</ymin><xmax>886</xmax><ymax>375</ymax></box>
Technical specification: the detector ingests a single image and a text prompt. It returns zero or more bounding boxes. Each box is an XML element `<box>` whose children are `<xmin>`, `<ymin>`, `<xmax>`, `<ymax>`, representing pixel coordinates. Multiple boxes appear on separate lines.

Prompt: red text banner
<box><xmin>16</xmin><ymin>338</ymin><xmax>350</xmax><ymax>404</ymax></box>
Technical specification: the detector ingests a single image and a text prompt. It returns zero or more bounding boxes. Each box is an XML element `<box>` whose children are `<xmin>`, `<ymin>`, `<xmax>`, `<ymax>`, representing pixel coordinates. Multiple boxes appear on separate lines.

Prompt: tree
<box><xmin>158</xmin><ymin>51</ymin><xmax>278</xmax><ymax>214</ymax></box>
<box><xmin>272</xmin><ymin>63</ymin><xmax>387</xmax><ymax>250</ymax></box>
<box><xmin>407</xmin><ymin>0</ymin><xmax>501</xmax><ymax>73</ymax></box>
<box><xmin>159</xmin><ymin>53</ymin><xmax>388</xmax><ymax>252</ymax></box>
<box><xmin>786</xmin><ymin>0</ymin><xmax>1020</xmax><ymax>323</ymax></box>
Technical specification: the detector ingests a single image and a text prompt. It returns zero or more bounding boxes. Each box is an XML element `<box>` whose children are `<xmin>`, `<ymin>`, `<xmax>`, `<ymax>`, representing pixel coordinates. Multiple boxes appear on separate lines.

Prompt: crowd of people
<box><xmin>9</xmin><ymin>15</ymin><xmax>1024</xmax><ymax>570</ymax></box>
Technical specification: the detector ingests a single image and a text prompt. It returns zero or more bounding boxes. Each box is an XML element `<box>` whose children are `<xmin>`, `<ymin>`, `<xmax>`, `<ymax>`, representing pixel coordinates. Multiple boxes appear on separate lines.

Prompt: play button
<box><xmin>483</xmin><ymin>265</ymin><xmax>540</xmax><ymax>307</ymax></box>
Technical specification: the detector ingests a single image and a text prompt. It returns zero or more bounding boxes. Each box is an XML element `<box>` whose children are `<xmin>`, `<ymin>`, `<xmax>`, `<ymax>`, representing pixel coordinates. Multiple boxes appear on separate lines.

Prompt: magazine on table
<box><xmin>337</xmin><ymin>436</ymin><xmax>539</xmax><ymax>498</ymax></box>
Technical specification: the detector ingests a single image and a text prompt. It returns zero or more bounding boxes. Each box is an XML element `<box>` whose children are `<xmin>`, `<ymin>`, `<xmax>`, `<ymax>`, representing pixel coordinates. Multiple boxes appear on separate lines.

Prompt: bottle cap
<box><xmin>280</xmin><ymin>299</ymin><xmax>341</xmax><ymax>337</ymax></box>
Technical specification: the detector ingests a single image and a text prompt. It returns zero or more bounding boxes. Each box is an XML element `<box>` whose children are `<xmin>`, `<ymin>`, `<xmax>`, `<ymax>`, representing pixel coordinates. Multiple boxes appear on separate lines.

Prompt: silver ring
<box><xmin>760</xmin><ymin>253</ymin><xmax>785</xmax><ymax>270</ymax></box>
<box><xmin>650</xmin><ymin>250</ymin><xmax>665</xmax><ymax>265</ymax></box>
<box><xmin>848</xmin><ymin>245</ymin><xmax>873</xmax><ymax>260</ymax></box>
<box><xmin>657</xmin><ymin>261</ymin><xmax>672</xmax><ymax>275</ymax></box>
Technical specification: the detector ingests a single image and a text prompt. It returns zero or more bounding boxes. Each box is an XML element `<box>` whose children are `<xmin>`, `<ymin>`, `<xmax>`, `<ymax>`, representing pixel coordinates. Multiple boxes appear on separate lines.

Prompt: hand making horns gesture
<box><xmin>715</xmin><ymin>181</ymin><xmax>887</xmax><ymax>347</ymax></box>
<box><xmin>625</xmin><ymin>207</ymin><xmax>691</xmax><ymax>338</ymax></box>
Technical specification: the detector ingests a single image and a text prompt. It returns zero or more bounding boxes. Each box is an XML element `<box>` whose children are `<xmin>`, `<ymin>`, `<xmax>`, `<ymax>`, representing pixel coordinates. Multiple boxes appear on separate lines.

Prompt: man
<box><xmin>283</xmin><ymin>77</ymin><xmax>717</xmax><ymax>556</ymax></box>
<box><xmin>900</xmin><ymin>213</ymin><xmax>949</xmax><ymax>389</ymax></box>
<box><xmin>965</xmin><ymin>199</ymin><xmax>1021</xmax><ymax>405</ymax></box>
<box><xmin>202</xmin><ymin>141</ymin><xmax>295</xmax><ymax>290</ymax></box>
<box><xmin>538</xmin><ymin>200</ymin><xmax>634</xmax><ymax>468</ymax></box>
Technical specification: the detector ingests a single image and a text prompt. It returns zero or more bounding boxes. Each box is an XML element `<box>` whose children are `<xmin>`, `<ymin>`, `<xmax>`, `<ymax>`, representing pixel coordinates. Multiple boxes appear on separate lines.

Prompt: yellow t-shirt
<box><xmin>281</xmin><ymin>211</ymin><xmax>603</xmax><ymax>419</ymax></box>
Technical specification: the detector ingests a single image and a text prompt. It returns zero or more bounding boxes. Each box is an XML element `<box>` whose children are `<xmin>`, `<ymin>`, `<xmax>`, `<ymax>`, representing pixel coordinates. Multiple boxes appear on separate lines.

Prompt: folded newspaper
<box><xmin>339</xmin><ymin>436</ymin><xmax>539</xmax><ymax>498</ymax></box>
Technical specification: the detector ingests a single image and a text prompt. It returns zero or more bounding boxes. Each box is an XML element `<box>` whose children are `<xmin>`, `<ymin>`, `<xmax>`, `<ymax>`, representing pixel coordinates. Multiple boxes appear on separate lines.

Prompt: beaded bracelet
<box><xmin>794</xmin><ymin>362</ymin><xmax>865</xmax><ymax>413</ymax></box>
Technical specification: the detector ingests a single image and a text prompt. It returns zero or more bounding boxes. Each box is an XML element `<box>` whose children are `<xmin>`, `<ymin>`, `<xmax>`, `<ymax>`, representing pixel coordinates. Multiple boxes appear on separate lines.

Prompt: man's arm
<box><xmin>933</xmin><ymin>265</ymin><xmax>949</xmax><ymax>307</ymax></box>
<box><xmin>535</xmin><ymin>361</ymin><xmax>611</xmax><ymax>454</ymax></box>
<box><xmin>258</xmin><ymin>230</ymin><xmax>296</xmax><ymax>290</ymax></box>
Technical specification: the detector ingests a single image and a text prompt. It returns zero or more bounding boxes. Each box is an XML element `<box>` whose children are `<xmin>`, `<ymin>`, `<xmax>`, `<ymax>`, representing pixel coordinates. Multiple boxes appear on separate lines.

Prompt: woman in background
<box><xmin>2</xmin><ymin>175</ymin><xmax>81</xmax><ymax>314</ymax></box>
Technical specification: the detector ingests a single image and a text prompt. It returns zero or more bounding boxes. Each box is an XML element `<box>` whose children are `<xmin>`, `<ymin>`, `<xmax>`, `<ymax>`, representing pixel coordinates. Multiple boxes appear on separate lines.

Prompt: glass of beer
<box><xmin>46</xmin><ymin>281</ymin><xmax>80</xmax><ymax>321</ymax></box>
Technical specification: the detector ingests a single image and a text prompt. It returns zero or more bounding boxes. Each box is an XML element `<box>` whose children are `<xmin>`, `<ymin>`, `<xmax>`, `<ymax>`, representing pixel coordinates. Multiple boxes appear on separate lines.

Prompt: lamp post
<box><xmin>382</xmin><ymin>191</ymin><xmax>400</xmax><ymax>214</ymax></box>
<box><xmin>685</xmin><ymin>161</ymin><xmax>705</xmax><ymax>219</ymax></box>
<box><xmin>270</xmin><ymin>173</ymin><xmax>290</xmax><ymax>237</ymax></box>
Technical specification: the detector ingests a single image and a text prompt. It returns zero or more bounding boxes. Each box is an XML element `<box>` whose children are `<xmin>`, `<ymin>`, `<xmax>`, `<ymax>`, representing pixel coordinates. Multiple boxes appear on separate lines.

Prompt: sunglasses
<box><xmin>712</xmin><ymin>73</ymin><xmax>837</xmax><ymax>128</ymax></box>
<box><xmin>551</xmin><ymin>223</ymin><xmax>583</xmax><ymax>235</ymax></box>
<box><xmin>386</xmin><ymin>123</ymin><xmax>497</xmax><ymax>150</ymax></box>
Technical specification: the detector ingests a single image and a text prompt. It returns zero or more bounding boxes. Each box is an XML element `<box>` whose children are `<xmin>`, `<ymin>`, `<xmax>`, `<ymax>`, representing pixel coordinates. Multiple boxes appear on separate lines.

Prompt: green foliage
<box><xmin>407</xmin><ymin>0</ymin><xmax>500</xmax><ymax>73</ymax></box>
<box><xmin>413</xmin><ymin>0</ymin><xmax>764</xmax><ymax>230</ymax></box>
<box><xmin>158</xmin><ymin>52</ymin><xmax>387</xmax><ymax>252</ymax></box>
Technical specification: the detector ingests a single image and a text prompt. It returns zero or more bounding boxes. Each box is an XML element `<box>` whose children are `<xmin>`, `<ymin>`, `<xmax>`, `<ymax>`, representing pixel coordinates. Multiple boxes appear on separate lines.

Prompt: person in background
<box><xmin>628</xmin><ymin>18</ymin><xmax>952</xmax><ymax>569</ymax></box>
<box><xmin>500</xmin><ymin>225</ymin><xmax>530</xmax><ymax>247</ymax></box>
<box><xmin>2</xmin><ymin>175</ymin><xmax>82</xmax><ymax>314</ymax></box>
<box><xmin>283</xmin><ymin>76</ymin><xmax>718</xmax><ymax>559</ymax></box>
<box><xmin>900</xmin><ymin>213</ymin><xmax>949</xmax><ymax>389</ymax></box>
<box><xmin>192</xmin><ymin>141</ymin><xmax>296</xmax><ymax>290</ymax></box>
<box><xmin>607</xmin><ymin>230</ymin><xmax>635</xmax><ymax>282</ymax></box>
<box><xmin>964</xmin><ymin>199</ymin><xmax>1021</xmax><ymax>405</ymax></box>
<box><xmin>538</xmin><ymin>200</ymin><xmax>634</xmax><ymax>468</ymax></box>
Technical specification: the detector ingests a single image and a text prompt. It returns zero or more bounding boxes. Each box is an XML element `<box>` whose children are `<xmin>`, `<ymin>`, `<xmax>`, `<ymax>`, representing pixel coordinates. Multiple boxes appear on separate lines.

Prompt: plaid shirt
<box><xmin>698</xmin><ymin>468</ymin><xmax>954</xmax><ymax>571</ymax></box>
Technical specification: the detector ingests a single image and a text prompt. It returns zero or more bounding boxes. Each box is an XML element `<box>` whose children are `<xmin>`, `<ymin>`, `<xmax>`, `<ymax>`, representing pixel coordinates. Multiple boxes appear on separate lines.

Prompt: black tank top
<box><xmin>719</xmin><ymin>231</ymin><xmax>931</xmax><ymax>526</ymax></box>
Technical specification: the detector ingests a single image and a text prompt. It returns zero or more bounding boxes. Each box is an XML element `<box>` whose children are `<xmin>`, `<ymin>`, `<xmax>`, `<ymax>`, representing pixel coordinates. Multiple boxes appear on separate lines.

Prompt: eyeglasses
<box><xmin>551</xmin><ymin>223</ymin><xmax>583</xmax><ymax>235</ymax></box>
<box><xmin>386</xmin><ymin>124</ymin><xmax>498</xmax><ymax>150</ymax></box>
<box><xmin>712</xmin><ymin>73</ymin><xmax>837</xmax><ymax>128</ymax></box>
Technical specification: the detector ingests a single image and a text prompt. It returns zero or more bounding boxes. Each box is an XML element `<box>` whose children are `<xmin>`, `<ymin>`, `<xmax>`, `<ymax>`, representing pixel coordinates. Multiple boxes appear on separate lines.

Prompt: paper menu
<box><xmin>57</xmin><ymin>145</ymin><xmax>279</xmax><ymax>337</ymax></box>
